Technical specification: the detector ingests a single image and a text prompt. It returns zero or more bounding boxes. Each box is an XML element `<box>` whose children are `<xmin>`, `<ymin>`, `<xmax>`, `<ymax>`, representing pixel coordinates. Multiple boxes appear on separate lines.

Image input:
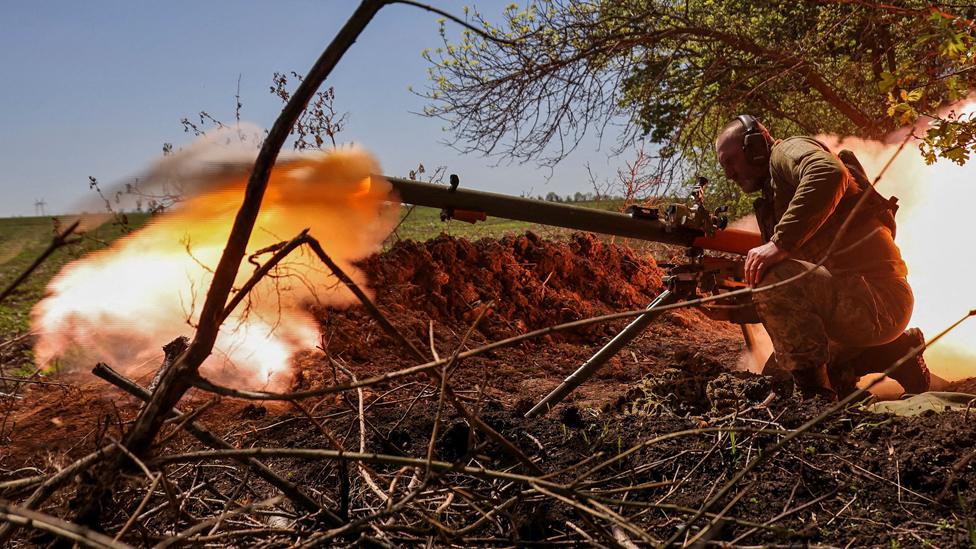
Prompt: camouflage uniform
<box><xmin>752</xmin><ymin>137</ymin><xmax>913</xmax><ymax>396</ymax></box>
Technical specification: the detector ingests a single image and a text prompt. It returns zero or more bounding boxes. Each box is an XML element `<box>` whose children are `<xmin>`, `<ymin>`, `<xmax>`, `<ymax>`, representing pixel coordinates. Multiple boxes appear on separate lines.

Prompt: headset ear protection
<box><xmin>738</xmin><ymin>114</ymin><xmax>771</xmax><ymax>166</ymax></box>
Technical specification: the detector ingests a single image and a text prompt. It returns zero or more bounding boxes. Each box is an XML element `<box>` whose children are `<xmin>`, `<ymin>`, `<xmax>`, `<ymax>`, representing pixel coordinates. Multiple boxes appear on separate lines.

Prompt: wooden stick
<box><xmin>116</xmin><ymin>0</ymin><xmax>388</xmax><ymax>461</ymax></box>
<box><xmin>70</xmin><ymin>0</ymin><xmax>387</xmax><ymax>530</ymax></box>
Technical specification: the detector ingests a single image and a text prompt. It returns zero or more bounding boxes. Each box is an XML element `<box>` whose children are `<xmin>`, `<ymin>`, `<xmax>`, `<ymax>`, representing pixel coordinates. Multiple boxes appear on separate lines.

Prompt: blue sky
<box><xmin>0</xmin><ymin>1</ymin><xmax>622</xmax><ymax>217</ymax></box>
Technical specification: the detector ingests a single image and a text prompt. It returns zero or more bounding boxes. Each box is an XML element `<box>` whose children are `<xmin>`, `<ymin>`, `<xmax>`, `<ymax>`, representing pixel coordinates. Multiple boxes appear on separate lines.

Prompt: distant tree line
<box><xmin>532</xmin><ymin>191</ymin><xmax>603</xmax><ymax>203</ymax></box>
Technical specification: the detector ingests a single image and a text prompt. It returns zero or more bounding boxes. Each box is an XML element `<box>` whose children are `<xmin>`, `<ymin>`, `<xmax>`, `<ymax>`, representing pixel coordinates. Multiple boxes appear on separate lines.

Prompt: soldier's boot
<box><xmin>792</xmin><ymin>364</ymin><xmax>836</xmax><ymax>401</ymax></box>
<box><xmin>862</xmin><ymin>327</ymin><xmax>930</xmax><ymax>394</ymax></box>
<box><xmin>827</xmin><ymin>363</ymin><xmax>859</xmax><ymax>400</ymax></box>
<box><xmin>761</xmin><ymin>353</ymin><xmax>794</xmax><ymax>397</ymax></box>
<box><xmin>830</xmin><ymin>328</ymin><xmax>930</xmax><ymax>397</ymax></box>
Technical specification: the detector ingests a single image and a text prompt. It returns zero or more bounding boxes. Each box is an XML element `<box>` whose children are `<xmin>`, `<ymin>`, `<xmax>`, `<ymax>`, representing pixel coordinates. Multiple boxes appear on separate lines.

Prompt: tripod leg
<box><xmin>525</xmin><ymin>289</ymin><xmax>680</xmax><ymax>418</ymax></box>
<box><xmin>740</xmin><ymin>324</ymin><xmax>753</xmax><ymax>351</ymax></box>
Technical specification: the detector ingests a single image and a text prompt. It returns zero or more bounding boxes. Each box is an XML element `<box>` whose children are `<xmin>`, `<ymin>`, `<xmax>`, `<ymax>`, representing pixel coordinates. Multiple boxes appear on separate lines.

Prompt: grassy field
<box><xmin>389</xmin><ymin>200</ymin><xmax>628</xmax><ymax>243</ymax></box>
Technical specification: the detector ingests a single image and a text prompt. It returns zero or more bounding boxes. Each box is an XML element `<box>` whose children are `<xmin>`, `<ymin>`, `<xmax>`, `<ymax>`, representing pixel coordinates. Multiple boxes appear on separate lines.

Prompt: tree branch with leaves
<box><xmin>422</xmin><ymin>0</ymin><xmax>976</xmax><ymax>178</ymax></box>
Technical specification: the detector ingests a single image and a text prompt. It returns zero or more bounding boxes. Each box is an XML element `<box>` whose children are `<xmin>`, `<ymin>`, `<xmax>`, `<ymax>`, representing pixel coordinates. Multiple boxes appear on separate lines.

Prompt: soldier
<box><xmin>714</xmin><ymin>115</ymin><xmax>929</xmax><ymax>399</ymax></box>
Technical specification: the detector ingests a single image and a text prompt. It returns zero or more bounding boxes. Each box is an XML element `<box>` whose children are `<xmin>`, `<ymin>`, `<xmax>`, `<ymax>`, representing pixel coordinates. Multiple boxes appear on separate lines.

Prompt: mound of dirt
<box><xmin>299</xmin><ymin>232</ymin><xmax>743</xmax><ymax>403</ymax></box>
<box><xmin>359</xmin><ymin>231</ymin><xmax>664</xmax><ymax>342</ymax></box>
<box><xmin>946</xmin><ymin>376</ymin><xmax>976</xmax><ymax>393</ymax></box>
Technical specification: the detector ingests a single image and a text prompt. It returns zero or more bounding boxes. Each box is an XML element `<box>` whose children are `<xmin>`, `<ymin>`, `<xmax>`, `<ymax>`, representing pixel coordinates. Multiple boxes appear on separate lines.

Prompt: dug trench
<box><xmin>3</xmin><ymin>232</ymin><xmax>976</xmax><ymax>547</ymax></box>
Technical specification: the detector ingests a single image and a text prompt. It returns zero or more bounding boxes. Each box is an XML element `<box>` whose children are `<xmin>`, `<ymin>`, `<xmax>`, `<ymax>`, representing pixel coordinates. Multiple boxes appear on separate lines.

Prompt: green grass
<box><xmin>0</xmin><ymin>214</ymin><xmax>150</xmax><ymax>334</ymax></box>
<box><xmin>388</xmin><ymin>200</ymin><xmax>629</xmax><ymax>244</ymax></box>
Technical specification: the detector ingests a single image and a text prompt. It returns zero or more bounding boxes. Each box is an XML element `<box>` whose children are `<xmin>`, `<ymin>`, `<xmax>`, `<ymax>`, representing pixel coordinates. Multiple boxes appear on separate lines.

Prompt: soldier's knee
<box><xmin>753</xmin><ymin>261</ymin><xmax>808</xmax><ymax>306</ymax></box>
<box><xmin>759</xmin><ymin>259</ymin><xmax>808</xmax><ymax>285</ymax></box>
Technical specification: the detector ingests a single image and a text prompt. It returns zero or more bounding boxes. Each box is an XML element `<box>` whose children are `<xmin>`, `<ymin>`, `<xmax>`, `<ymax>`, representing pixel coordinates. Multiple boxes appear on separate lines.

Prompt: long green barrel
<box><xmin>383</xmin><ymin>176</ymin><xmax>761</xmax><ymax>255</ymax></box>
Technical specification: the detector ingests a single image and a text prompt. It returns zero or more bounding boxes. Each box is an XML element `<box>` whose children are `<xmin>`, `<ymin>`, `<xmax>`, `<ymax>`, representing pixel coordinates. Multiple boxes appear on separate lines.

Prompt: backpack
<box><xmin>836</xmin><ymin>148</ymin><xmax>899</xmax><ymax>239</ymax></box>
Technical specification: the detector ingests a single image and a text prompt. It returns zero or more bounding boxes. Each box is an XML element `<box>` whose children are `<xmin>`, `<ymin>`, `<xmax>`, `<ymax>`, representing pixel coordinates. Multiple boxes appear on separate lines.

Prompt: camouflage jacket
<box><xmin>753</xmin><ymin>136</ymin><xmax>908</xmax><ymax>278</ymax></box>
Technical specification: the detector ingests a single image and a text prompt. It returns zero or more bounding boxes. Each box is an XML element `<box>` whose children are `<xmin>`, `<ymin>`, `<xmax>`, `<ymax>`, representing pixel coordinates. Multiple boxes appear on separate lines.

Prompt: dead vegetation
<box><xmin>3</xmin><ymin>233</ymin><xmax>976</xmax><ymax>548</ymax></box>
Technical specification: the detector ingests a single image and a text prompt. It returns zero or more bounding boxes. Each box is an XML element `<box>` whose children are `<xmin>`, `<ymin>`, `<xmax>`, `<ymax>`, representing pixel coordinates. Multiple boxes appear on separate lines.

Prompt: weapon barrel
<box><xmin>385</xmin><ymin>176</ymin><xmax>700</xmax><ymax>248</ymax></box>
<box><xmin>692</xmin><ymin>229</ymin><xmax>763</xmax><ymax>256</ymax></box>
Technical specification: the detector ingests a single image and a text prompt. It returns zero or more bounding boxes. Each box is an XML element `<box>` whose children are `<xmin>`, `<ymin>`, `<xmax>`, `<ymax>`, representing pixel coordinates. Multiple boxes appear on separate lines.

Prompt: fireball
<box><xmin>32</xmin><ymin>131</ymin><xmax>397</xmax><ymax>390</ymax></box>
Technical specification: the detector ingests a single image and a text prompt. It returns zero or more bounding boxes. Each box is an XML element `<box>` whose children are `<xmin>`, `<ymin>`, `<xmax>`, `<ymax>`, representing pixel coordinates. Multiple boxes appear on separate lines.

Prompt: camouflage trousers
<box><xmin>754</xmin><ymin>259</ymin><xmax>914</xmax><ymax>373</ymax></box>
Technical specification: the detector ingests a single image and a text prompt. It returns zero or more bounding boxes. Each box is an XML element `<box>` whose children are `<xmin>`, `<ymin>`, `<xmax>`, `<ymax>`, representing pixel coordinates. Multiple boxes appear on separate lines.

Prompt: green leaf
<box><xmin>944</xmin><ymin>146</ymin><xmax>968</xmax><ymax>165</ymax></box>
<box><xmin>879</xmin><ymin>72</ymin><xmax>896</xmax><ymax>93</ymax></box>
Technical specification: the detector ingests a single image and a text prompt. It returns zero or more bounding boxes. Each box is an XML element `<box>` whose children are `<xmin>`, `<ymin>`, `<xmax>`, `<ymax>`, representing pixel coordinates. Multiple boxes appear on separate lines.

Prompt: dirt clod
<box><xmin>706</xmin><ymin>372</ymin><xmax>772</xmax><ymax>413</ymax></box>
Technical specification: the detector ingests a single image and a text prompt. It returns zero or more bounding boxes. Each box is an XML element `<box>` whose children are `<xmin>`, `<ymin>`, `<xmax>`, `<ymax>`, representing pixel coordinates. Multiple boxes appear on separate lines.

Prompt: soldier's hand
<box><xmin>745</xmin><ymin>241</ymin><xmax>790</xmax><ymax>286</ymax></box>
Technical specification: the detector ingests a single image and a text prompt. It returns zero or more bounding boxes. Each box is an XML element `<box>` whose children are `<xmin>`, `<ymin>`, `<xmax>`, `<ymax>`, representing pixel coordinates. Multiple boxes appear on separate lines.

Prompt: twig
<box><xmin>113</xmin><ymin>474</ymin><xmax>161</xmax><ymax>542</ymax></box>
<box><xmin>151</xmin><ymin>496</ymin><xmax>283</xmax><ymax>549</ymax></box>
<box><xmin>729</xmin><ymin>489</ymin><xmax>836</xmax><ymax>544</ymax></box>
<box><xmin>220</xmin><ymin>229</ymin><xmax>309</xmax><ymax>324</ymax></box>
<box><xmin>616</xmin><ymin>526</ymin><xmax>643</xmax><ymax>549</ymax></box>
<box><xmin>0</xmin><ymin>220</ymin><xmax>81</xmax><ymax>305</ymax></box>
<box><xmin>826</xmin><ymin>494</ymin><xmax>857</xmax><ymax>526</ymax></box>
<box><xmin>938</xmin><ymin>447</ymin><xmax>976</xmax><ymax>502</ymax></box>
<box><xmin>152</xmin><ymin>445</ymin><xmax>551</xmax><ymax>491</ymax></box>
<box><xmin>0</xmin><ymin>376</ymin><xmax>71</xmax><ymax>387</ymax></box>
<box><xmin>300</xmin><ymin>480</ymin><xmax>431</xmax><ymax>546</ymax></box>
<box><xmin>0</xmin><ymin>501</ymin><xmax>134</xmax><ymax>549</ymax></box>
<box><xmin>335</xmin><ymin>360</ymin><xmax>388</xmax><ymax>505</ymax></box>
<box><xmin>108</xmin><ymin>436</ymin><xmax>156</xmax><ymax>481</ymax></box>
<box><xmin>157</xmin><ymin>397</ymin><xmax>220</xmax><ymax>446</ymax></box>
<box><xmin>682</xmin><ymin>482</ymin><xmax>754</xmax><ymax>546</ymax></box>
<box><xmin>0</xmin><ymin>474</ymin><xmax>47</xmax><ymax>494</ymax></box>
<box><xmin>0</xmin><ymin>332</ymin><xmax>33</xmax><ymax>350</ymax></box>
<box><xmin>0</xmin><ymin>443</ymin><xmax>118</xmax><ymax>544</ymax></box>
<box><xmin>109</xmin><ymin>0</ymin><xmax>389</xmax><ymax>478</ymax></box>
<box><xmin>293</xmin><ymin>395</ymin><xmax>389</xmax><ymax>505</ymax></box>
<box><xmin>565</xmin><ymin>520</ymin><xmax>609</xmax><ymax>548</ymax></box>
<box><xmin>389</xmin><ymin>1</ymin><xmax>518</xmax><ymax>46</ymax></box>
<box><xmin>425</xmin><ymin>304</ymin><xmax>489</xmax><ymax>479</ymax></box>
<box><xmin>533</xmin><ymin>482</ymin><xmax>657</xmax><ymax>545</ymax></box>
<box><xmin>428</xmin><ymin>320</ymin><xmax>441</xmax><ymax>362</ymax></box>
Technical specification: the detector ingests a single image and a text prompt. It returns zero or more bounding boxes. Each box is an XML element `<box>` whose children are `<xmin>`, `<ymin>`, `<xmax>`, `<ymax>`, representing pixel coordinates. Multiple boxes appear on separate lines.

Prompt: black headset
<box><xmin>738</xmin><ymin>114</ymin><xmax>771</xmax><ymax>166</ymax></box>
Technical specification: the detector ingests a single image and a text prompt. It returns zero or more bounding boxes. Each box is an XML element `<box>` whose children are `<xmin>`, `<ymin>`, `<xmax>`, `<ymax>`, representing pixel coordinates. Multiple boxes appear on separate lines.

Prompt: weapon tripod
<box><xmin>525</xmin><ymin>247</ymin><xmax>755</xmax><ymax>418</ymax></box>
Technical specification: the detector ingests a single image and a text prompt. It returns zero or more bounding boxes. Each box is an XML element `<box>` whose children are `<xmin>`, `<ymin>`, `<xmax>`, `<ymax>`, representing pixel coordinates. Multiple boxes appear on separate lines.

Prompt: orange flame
<box><xmin>32</xmin><ymin>134</ymin><xmax>397</xmax><ymax>390</ymax></box>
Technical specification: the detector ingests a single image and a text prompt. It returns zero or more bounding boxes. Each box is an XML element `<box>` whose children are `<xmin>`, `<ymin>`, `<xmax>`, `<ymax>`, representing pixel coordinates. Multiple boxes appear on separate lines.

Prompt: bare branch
<box><xmin>0</xmin><ymin>220</ymin><xmax>80</xmax><ymax>305</ymax></box>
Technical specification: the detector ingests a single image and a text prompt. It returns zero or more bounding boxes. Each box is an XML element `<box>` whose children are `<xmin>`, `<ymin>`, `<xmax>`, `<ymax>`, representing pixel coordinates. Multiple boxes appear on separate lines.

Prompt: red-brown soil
<box><xmin>3</xmin><ymin>233</ymin><xmax>976</xmax><ymax>547</ymax></box>
<box><xmin>306</xmin><ymin>232</ymin><xmax>742</xmax><ymax>403</ymax></box>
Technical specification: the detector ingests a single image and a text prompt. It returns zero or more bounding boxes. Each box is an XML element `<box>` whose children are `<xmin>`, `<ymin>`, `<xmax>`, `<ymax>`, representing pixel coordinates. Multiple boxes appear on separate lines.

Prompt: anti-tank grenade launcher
<box><xmin>382</xmin><ymin>174</ymin><xmax>764</xmax><ymax>417</ymax></box>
